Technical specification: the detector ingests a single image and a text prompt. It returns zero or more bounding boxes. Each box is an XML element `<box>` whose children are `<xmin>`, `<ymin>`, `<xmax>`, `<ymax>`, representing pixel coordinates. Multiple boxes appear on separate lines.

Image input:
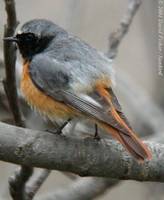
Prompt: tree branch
<box><xmin>25</xmin><ymin>169</ymin><xmax>50</xmax><ymax>200</ymax></box>
<box><xmin>0</xmin><ymin>122</ymin><xmax>164</xmax><ymax>182</ymax></box>
<box><xmin>3</xmin><ymin>1</ymin><xmax>33</xmax><ymax>199</ymax></box>
<box><xmin>3</xmin><ymin>0</ymin><xmax>23</xmax><ymax>127</ymax></box>
<box><xmin>9</xmin><ymin>166</ymin><xmax>33</xmax><ymax>200</ymax></box>
<box><xmin>36</xmin><ymin>178</ymin><xmax>118</xmax><ymax>200</ymax></box>
<box><xmin>108</xmin><ymin>0</ymin><xmax>142</xmax><ymax>59</ymax></box>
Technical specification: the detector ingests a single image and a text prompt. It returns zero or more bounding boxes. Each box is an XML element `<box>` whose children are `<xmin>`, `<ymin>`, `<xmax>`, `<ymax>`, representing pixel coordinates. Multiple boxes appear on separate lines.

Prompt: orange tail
<box><xmin>101</xmin><ymin>122</ymin><xmax>151</xmax><ymax>162</ymax></box>
<box><xmin>97</xmin><ymin>86</ymin><xmax>152</xmax><ymax>162</ymax></box>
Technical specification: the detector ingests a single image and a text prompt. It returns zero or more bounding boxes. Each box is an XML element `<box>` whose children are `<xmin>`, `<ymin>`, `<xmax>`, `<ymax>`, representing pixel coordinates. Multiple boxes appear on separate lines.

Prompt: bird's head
<box><xmin>4</xmin><ymin>19</ymin><xmax>64</xmax><ymax>60</ymax></box>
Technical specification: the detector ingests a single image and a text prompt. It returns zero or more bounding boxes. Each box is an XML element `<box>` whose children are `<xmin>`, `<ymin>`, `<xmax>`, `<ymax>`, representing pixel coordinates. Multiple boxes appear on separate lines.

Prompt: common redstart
<box><xmin>4</xmin><ymin>19</ymin><xmax>151</xmax><ymax>162</ymax></box>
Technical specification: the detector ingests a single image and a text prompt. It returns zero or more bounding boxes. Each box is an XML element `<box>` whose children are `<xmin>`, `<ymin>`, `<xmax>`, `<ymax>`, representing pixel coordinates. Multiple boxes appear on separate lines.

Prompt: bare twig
<box><xmin>25</xmin><ymin>169</ymin><xmax>50</xmax><ymax>200</ymax></box>
<box><xmin>36</xmin><ymin>178</ymin><xmax>118</xmax><ymax>200</ymax></box>
<box><xmin>117</xmin><ymin>69</ymin><xmax>164</xmax><ymax>139</ymax></box>
<box><xmin>0</xmin><ymin>122</ymin><xmax>164</xmax><ymax>182</ymax></box>
<box><xmin>3</xmin><ymin>0</ymin><xmax>33</xmax><ymax>199</ymax></box>
<box><xmin>9</xmin><ymin>166</ymin><xmax>33</xmax><ymax>200</ymax></box>
<box><xmin>3</xmin><ymin>0</ymin><xmax>23</xmax><ymax>126</ymax></box>
<box><xmin>108</xmin><ymin>0</ymin><xmax>142</xmax><ymax>59</ymax></box>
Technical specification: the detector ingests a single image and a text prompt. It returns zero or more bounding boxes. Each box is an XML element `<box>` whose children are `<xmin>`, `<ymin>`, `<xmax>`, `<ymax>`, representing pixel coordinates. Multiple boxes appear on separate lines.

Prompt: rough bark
<box><xmin>0</xmin><ymin>122</ymin><xmax>163</xmax><ymax>182</ymax></box>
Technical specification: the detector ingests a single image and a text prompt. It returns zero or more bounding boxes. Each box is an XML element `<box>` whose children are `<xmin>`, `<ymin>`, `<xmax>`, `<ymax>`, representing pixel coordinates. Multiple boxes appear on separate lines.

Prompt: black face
<box><xmin>15</xmin><ymin>32</ymin><xmax>50</xmax><ymax>60</ymax></box>
<box><xmin>15</xmin><ymin>32</ymin><xmax>54</xmax><ymax>60</ymax></box>
<box><xmin>16</xmin><ymin>32</ymin><xmax>39</xmax><ymax>59</ymax></box>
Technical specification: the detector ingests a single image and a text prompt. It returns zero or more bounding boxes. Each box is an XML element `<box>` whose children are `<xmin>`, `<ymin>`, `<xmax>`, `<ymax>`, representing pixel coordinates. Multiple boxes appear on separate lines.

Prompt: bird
<box><xmin>4</xmin><ymin>19</ymin><xmax>151</xmax><ymax>162</ymax></box>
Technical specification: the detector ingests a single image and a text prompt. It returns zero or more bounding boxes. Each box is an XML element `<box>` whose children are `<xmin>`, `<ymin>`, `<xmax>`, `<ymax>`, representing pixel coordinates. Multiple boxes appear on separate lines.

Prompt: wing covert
<box><xmin>29</xmin><ymin>54</ymin><xmax>70</xmax><ymax>101</ymax></box>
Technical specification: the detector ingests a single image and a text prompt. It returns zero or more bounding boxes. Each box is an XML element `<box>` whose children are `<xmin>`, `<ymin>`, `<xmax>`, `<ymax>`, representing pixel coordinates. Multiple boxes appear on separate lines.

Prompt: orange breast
<box><xmin>20</xmin><ymin>62</ymin><xmax>77</xmax><ymax>120</ymax></box>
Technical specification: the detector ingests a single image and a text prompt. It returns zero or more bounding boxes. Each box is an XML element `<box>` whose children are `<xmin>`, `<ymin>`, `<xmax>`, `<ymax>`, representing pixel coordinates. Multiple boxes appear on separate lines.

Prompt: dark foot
<box><xmin>94</xmin><ymin>124</ymin><xmax>101</xmax><ymax>140</ymax></box>
<box><xmin>46</xmin><ymin>118</ymin><xmax>71</xmax><ymax>135</ymax></box>
<box><xmin>46</xmin><ymin>128</ymin><xmax>62</xmax><ymax>135</ymax></box>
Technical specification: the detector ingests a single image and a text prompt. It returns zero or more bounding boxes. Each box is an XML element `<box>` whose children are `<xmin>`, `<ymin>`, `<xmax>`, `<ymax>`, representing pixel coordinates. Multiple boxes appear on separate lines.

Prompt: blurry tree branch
<box><xmin>25</xmin><ymin>169</ymin><xmax>50</xmax><ymax>200</ymax></box>
<box><xmin>3</xmin><ymin>0</ymin><xmax>33</xmax><ymax>199</ymax></box>
<box><xmin>107</xmin><ymin>0</ymin><xmax>164</xmax><ymax>140</ymax></box>
<box><xmin>108</xmin><ymin>0</ymin><xmax>142</xmax><ymax>59</ymax></box>
<box><xmin>36</xmin><ymin>178</ymin><xmax>119</xmax><ymax>200</ymax></box>
<box><xmin>3</xmin><ymin>0</ymin><xmax>22</xmax><ymax>126</ymax></box>
<box><xmin>9</xmin><ymin>166</ymin><xmax>33</xmax><ymax>200</ymax></box>
<box><xmin>104</xmin><ymin>0</ymin><xmax>143</xmax><ymax>195</ymax></box>
<box><xmin>117</xmin><ymin>69</ymin><xmax>164</xmax><ymax>139</ymax></box>
<box><xmin>0</xmin><ymin>122</ymin><xmax>164</xmax><ymax>182</ymax></box>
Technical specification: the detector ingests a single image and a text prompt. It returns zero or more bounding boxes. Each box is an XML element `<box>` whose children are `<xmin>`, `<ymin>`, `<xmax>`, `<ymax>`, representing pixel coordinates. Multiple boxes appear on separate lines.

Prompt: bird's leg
<box><xmin>57</xmin><ymin>118</ymin><xmax>72</xmax><ymax>134</ymax></box>
<box><xmin>47</xmin><ymin>118</ymin><xmax>71</xmax><ymax>135</ymax></box>
<box><xmin>94</xmin><ymin>124</ymin><xmax>100</xmax><ymax>140</ymax></box>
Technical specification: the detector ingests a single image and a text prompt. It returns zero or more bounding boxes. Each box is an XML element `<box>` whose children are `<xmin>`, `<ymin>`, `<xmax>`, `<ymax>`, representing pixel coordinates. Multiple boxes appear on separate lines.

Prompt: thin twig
<box><xmin>25</xmin><ymin>169</ymin><xmax>50</xmax><ymax>200</ymax></box>
<box><xmin>108</xmin><ymin>0</ymin><xmax>142</xmax><ymax>59</ymax></box>
<box><xmin>3</xmin><ymin>1</ymin><xmax>33</xmax><ymax>199</ymax></box>
<box><xmin>117</xmin><ymin>69</ymin><xmax>164</xmax><ymax>138</ymax></box>
<box><xmin>3</xmin><ymin>0</ymin><xmax>23</xmax><ymax>127</ymax></box>
<box><xmin>9</xmin><ymin>167</ymin><xmax>33</xmax><ymax>200</ymax></box>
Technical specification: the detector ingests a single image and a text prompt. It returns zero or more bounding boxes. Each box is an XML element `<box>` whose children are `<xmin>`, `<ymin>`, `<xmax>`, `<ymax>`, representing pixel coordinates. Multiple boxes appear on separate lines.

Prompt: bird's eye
<box><xmin>25</xmin><ymin>33</ymin><xmax>37</xmax><ymax>42</ymax></box>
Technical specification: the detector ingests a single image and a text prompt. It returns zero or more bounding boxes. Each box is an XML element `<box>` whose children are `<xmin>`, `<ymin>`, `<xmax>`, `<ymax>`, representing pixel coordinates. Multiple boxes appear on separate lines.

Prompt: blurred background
<box><xmin>0</xmin><ymin>0</ymin><xmax>162</xmax><ymax>199</ymax></box>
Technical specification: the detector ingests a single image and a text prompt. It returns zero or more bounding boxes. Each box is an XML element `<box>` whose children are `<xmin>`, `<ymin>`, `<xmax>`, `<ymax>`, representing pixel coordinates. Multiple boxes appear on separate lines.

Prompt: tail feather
<box><xmin>118</xmin><ymin>130</ymin><xmax>151</xmax><ymax>161</ymax></box>
<box><xmin>96</xmin><ymin>86</ymin><xmax>152</xmax><ymax>162</ymax></box>
<box><xmin>101</xmin><ymin>124</ymin><xmax>151</xmax><ymax>162</ymax></box>
<box><xmin>111</xmin><ymin>107</ymin><xmax>151</xmax><ymax>161</ymax></box>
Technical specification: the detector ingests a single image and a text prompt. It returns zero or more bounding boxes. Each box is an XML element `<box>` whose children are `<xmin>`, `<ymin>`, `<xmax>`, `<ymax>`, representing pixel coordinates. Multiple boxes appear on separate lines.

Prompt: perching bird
<box><xmin>4</xmin><ymin>19</ymin><xmax>151</xmax><ymax>162</ymax></box>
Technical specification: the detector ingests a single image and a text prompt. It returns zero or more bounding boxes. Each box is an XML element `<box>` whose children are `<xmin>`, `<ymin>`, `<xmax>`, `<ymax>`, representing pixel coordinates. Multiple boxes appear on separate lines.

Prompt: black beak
<box><xmin>3</xmin><ymin>36</ymin><xmax>18</xmax><ymax>42</ymax></box>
